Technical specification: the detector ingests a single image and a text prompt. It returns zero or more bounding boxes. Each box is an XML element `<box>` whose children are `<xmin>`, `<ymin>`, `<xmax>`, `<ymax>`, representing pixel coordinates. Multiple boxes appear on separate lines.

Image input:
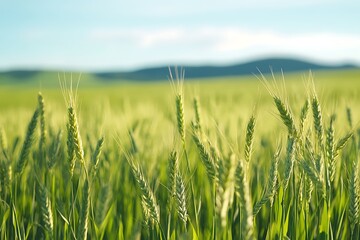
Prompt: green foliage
<box><xmin>0</xmin><ymin>71</ymin><xmax>359</xmax><ymax>239</ymax></box>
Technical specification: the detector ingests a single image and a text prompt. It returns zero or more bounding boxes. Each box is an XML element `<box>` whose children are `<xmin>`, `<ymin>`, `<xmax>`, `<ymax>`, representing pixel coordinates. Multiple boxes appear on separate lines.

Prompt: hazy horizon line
<box><xmin>0</xmin><ymin>55</ymin><xmax>358</xmax><ymax>73</ymax></box>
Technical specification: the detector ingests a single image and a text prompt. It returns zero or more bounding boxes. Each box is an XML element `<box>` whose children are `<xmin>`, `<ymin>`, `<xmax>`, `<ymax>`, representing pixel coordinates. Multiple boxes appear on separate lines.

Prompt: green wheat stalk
<box><xmin>15</xmin><ymin>108</ymin><xmax>39</xmax><ymax>174</ymax></box>
<box><xmin>168</xmin><ymin>150</ymin><xmax>178</xmax><ymax>197</ymax></box>
<box><xmin>283</xmin><ymin>137</ymin><xmax>296</xmax><ymax>190</ymax></box>
<box><xmin>77</xmin><ymin>179</ymin><xmax>90</xmax><ymax>240</ymax></box>
<box><xmin>326</xmin><ymin>115</ymin><xmax>336</xmax><ymax>182</ymax></box>
<box><xmin>299</xmin><ymin>99</ymin><xmax>310</xmax><ymax>136</ymax></box>
<box><xmin>176</xmin><ymin>94</ymin><xmax>186</xmax><ymax>143</ymax></box>
<box><xmin>334</xmin><ymin>132</ymin><xmax>353</xmax><ymax>158</ymax></box>
<box><xmin>193</xmin><ymin>97</ymin><xmax>203</xmax><ymax>134</ymax></box>
<box><xmin>192</xmin><ymin>129</ymin><xmax>216</xmax><ymax>182</ymax></box>
<box><xmin>273</xmin><ymin>96</ymin><xmax>297</xmax><ymax>137</ymax></box>
<box><xmin>38</xmin><ymin>92</ymin><xmax>47</xmax><ymax>153</ymax></box>
<box><xmin>311</xmin><ymin>96</ymin><xmax>323</xmax><ymax>149</ymax></box>
<box><xmin>175</xmin><ymin>172</ymin><xmax>188</xmax><ymax>227</ymax></box>
<box><xmin>349</xmin><ymin>159</ymin><xmax>359</xmax><ymax>231</ymax></box>
<box><xmin>0</xmin><ymin>127</ymin><xmax>8</xmax><ymax>154</ymax></box>
<box><xmin>68</xmin><ymin>106</ymin><xmax>84</xmax><ymax>164</ymax></box>
<box><xmin>130</xmin><ymin>161</ymin><xmax>160</xmax><ymax>226</ymax></box>
<box><xmin>90</xmin><ymin>137</ymin><xmax>105</xmax><ymax>178</ymax></box>
<box><xmin>244</xmin><ymin>115</ymin><xmax>255</xmax><ymax>163</ymax></box>
<box><xmin>253</xmin><ymin>148</ymin><xmax>280</xmax><ymax>215</ymax></box>
<box><xmin>47</xmin><ymin>130</ymin><xmax>62</xmax><ymax>170</ymax></box>
<box><xmin>37</xmin><ymin>182</ymin><xmax>54</xmax><ymax>237</ymax></box>
<box><xmin>235</xmin><ymin>159</ymin><xmax>254</xmax><ymax>239</ymax></box>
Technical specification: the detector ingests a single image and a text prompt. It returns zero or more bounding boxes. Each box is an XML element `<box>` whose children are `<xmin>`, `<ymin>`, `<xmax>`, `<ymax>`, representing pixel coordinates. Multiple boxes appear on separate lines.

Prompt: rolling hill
<box><xmin>94</xmin><ymin>58</ymin><xmax>357</xmax><ymax>81</ymax></box>
<box><xmin>0</xmin><ymin>58</ymin><xmax>358</xmax><ymax>83</ymax></box>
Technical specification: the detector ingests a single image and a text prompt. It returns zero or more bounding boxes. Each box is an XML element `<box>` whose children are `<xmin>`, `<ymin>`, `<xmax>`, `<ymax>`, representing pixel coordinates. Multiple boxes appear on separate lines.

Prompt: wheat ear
<box><xmin>349</xmin><ymin>159</ymin><xmax>359</xmax><ymax>231</ymax></box>
<box><xmin>334</xmin><ymin>132</ymin><xmax>353</xmax><ymax>158</ymax></box>
<box><xmin>326</xmin><ymin>115</ymin><xmax>336</xmax><ymax>182</ymax></box>
<box><xmin>47</xmin><ymin>130</ymin><xmax>62</xmax><ymax>170</ymax></box>
<box><xmin>299</xmin><ymin>159</ymin><xmax>325</xmax><ymax>198</ymax></box>
<box><xmin>91</xmin><ymin>137</ymin><xmax>105</xmax><ymax>178</ymax></box>
<box><xmin>168</xmin><ymin>151</ymin><xmax>178</xmax><ymax>197</ymax></box>
<box><xmin>175</xmin><ymin>172</ymin><xmax>188</xmax><ymax>227</ymax></box>
<box><xmin>346</xmin><ymin>107</ymin><xmax>353</xmax><ymax>128</ymax></box>
<box><xmin>193</xmin><ymin>97</ymin><xmax>202</xmax><ymax>133</ymax></box>
<box><xmin>0</xmin><ymin>127</ymin><xmax>8</xmax><ymax>153</ymax></box>
<box><xmin>68</xmin><ymin>106</ymin><xmax>84</xmax><ymax>164</ymax></box>
<box><xmin>38</xmin><ymin>92</ymin><xmax>47</xmax><ymax>152</ymax></box>
<box><xmin>273</xmin><ymin>96</ymin><xmax>297</xmax><ymax>137</ymax></box>
<box><xmin>15</xmin><ymin>108</ymin><xmax>39</xmax><ymax>174</ymax></box>
<box><xmin>299</xmin><ymin>99</ymin><xmax>310</xmax><ymax>136</ymax></box>
<box><xmin>244</xmin><ymin>115</ymin><xmax>255</xmax><ymax>163</ymax></box>
<box><xmin>130</xmin><ymin>161</ymin><xmax>160</xmax><ymax>226</ymax></box>
<box><xmin>176</xmin><ymin>94</ymin><xmax>186</xmax><ymax>143</ymax></box>
<box><xmin>37</xmin><ymin>183</ymin><xmax>54</xmax><ymax>237</ymax></box>
<box><xmin>0</xmin><ymin>159</ymin><xmax>10</xmax><ymax>198</ymax></box>
<box><xmin>192</xmin><ymin>129</ymin><xmax>216</xmax><ymax>181</ymax></box>
<box><xmin>67</xmin><ymin>122</ymin><xmax>76</xmax><ymax>176</ymax></box>
<box><xmin>311</xmin><ymin>96</ymin><xmax>323</xmax><ymax>149</ymax></box>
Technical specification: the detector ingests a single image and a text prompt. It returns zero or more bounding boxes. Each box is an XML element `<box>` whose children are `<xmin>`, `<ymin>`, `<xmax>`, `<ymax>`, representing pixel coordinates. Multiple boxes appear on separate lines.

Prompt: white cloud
<box><xmin>98</xmin><ymin>0</ymin><xmax>340</xmax><ymax>16</ymax></box>
<box><xmin>6</xmin><ymin>26</ymin><xmax>359</xmax><ymax>70</ymax></box>
<box><xmin>210</xmin><ymin>29</ymin><xmax>360</xmax><ymax>53</ymax></box>
<box><xmin>90</xmin><ymin>28</ymin><xmax>185</xmax><ymax>47</ymax></box>
<box><xmin>89</xmin><ymin>26</ymin><xmax>360</xmax><ymax>64</ymax></box>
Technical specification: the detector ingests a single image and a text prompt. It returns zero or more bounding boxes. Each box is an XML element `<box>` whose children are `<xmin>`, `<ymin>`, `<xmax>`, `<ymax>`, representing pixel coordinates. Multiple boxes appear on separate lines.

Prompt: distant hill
<box><xmin>0</xmin><ymin>58</ymin><xmax>358</xmax><ymax>82</ymax></box>
<box><xmin>94</xmin><ymin>58</ymin><xmax>357</xmax><ymax>81</ymax></box>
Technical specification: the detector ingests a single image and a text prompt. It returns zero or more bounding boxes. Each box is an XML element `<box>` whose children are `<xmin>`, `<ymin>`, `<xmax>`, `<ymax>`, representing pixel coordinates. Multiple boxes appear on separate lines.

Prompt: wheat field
<box><xmin>0</xmin><ymin>70</ymin><xmax>360</xmax><ymax>239</ymax></box>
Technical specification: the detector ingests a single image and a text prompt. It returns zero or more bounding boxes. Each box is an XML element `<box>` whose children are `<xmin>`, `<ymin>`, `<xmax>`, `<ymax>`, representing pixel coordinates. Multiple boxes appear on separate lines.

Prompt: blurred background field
<box><xmin>1</xmin><ymin>67</ymin><xmax>360</xmax><ymax>239</ymax></box>
<box><xmin>1</xmin><ymin>68</ymin><xmax>359</xmax><ymax>137</ymax></box>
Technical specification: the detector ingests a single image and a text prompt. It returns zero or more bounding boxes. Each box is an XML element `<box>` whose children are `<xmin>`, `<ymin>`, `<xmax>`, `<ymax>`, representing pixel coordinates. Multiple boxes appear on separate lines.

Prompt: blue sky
<box><xmin>0</xmin><ymin>0</ymin><xmax>359</xmax><ymax>70</ymax></box>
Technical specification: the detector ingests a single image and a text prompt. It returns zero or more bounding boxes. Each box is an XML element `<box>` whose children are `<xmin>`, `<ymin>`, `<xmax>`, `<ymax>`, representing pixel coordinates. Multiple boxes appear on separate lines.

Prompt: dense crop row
<box><xmin>0</xmin><ymin>75</ymin><xmax>359</xmax><ymax>239</ymax></box>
